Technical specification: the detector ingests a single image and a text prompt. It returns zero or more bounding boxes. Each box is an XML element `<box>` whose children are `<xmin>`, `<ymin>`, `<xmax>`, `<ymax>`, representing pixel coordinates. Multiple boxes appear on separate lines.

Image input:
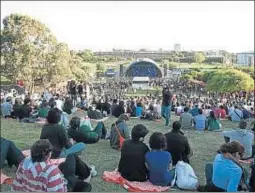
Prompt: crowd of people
<box><xmin>1</xmin><ymin>78</ymin><xmax>255</xmax><ymax>192</ymax></box>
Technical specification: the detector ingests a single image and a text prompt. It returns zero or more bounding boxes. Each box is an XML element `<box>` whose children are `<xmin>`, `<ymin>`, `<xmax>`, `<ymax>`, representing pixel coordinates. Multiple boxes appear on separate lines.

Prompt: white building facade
<box><xmin>236</xmin><ymin>52</ymin><xmax>254</xmax><ymax>66</ymax></box>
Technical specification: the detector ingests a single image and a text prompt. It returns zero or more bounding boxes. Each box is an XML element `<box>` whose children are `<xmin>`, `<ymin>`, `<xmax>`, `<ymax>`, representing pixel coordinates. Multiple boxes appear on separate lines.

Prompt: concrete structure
<box><xmin>174</xmin><ymin>44</ymin><xmax>182</xmax><ymax>52</ymax></box>
<box><xmin>124</xmin><ymin>58</ymin><xmax>163</xmax><ymax>78</ymax></box>
<box><xmin>132</xmin><ymin>77</ymin><xmax>150</xmax><ymax>90</ymax></box>
<box><xmin>236</xmin><ymin>52</ymin><xmax>254</xmax><ymax>66</ymax></box>
<box><xmin>94</xmin><ymin>50</ymin><xmax>172</xmax><ymax>60</ymax></box>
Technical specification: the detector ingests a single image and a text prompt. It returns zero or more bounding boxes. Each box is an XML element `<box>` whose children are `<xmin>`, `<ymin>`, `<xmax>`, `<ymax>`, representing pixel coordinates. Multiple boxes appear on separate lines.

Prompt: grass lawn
<box><xmin>1</xmin><ymin>113</ymin><xmax>253</xmax><ymax>192</ymax></box>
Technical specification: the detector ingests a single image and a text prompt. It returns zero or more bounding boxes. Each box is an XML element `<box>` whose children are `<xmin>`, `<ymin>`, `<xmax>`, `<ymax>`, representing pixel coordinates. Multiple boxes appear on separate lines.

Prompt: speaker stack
<box><xmin>120</xmin><ymin>64</ymin><xmax>124</xmax><ymax>77</ymax></box>
<box><xmin>163</xmin><ymin>63</ymin><xmax>167</xmax><ymax>77</ymax></box>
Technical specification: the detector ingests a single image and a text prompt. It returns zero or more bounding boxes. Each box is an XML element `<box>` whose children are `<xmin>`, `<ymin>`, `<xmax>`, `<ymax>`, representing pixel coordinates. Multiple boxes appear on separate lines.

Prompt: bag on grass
<box><xmin>115</xmin><ymin>123</ymin><xmax>125</xmax><ymax>150</ymax></box>
<box><xmin>171</xmin><ymin>161</ymin><xmax>198</xmax><ymax>190</ymax></box>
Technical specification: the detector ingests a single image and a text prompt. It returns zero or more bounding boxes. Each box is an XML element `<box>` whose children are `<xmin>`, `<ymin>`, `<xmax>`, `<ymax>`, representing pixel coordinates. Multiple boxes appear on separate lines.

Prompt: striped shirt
<box><xmin>12</xmin><ymin>157</ymin><xmax>67</xmax><ymax>192</ymax></box>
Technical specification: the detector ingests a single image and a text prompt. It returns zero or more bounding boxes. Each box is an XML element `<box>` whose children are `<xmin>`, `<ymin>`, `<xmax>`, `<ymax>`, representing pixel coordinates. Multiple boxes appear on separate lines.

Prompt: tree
<box><xmin>1</xmin><ymin>14</ymin><xmax>60</xmax><ymax>92</ymax></box>
<box><xmin>77</xmin><ymin>49</ymin><xmax>94</xmax><ymax>62</ymax></box>
<box><xmin>194</xmin><ymin>52</ymin><xmax>205</xmax><ymax>64</ymax></box>
<box><xmin>168</xmin><ymin>62</ymin><xmax>178</xmax><ymax>70</ymax></box>
<box><xmin>69</xmin><ymin>51</ymin><xmax>91</xmax><ymax>81</ymax></box>
<box><xmin>96</xmin><ymin>63</ymin><xmax>105</xmax><ymax>72</ymax></box>
<box><xmin>206</xmin><ymin>69</ymin><xmax>254</xmax><ymax>93</ymax></box>
<box><xmin>96</xmin><ymin>63</ymin><xmax>105</xmax><ymax>77</ymax></box>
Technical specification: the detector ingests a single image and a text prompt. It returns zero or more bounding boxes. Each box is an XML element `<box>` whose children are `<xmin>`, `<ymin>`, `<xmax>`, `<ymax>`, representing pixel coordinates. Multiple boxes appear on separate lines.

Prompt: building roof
<box><xmin>124</xmin><ymin>58</ymin><xmax>162</xmax><ymax>77</ymax></box>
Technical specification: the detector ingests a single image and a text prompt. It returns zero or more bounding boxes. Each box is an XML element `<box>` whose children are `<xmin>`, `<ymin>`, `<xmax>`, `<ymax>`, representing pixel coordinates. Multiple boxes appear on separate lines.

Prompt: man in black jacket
<box><xmin>161</xmin><ymin>85</ymin><xmax>173</xmax><ymax>126</ymax></box>
<box><xmin>165</xmin><ymin>121</ymin><xmax>192</xmax><ymax>166</ymax></box>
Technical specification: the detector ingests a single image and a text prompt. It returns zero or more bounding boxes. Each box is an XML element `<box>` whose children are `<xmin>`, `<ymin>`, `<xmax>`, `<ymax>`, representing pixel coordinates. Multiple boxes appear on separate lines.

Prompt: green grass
<box><xmin>1</xmin><ymin>113</ymin><xmax>253</xmax><ymax>192</ymax></box>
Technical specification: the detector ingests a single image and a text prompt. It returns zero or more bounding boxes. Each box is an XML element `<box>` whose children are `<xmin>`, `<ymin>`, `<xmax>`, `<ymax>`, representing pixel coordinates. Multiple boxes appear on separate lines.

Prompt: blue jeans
<box><xmin>60</xmin><ymin>142</ymin><xmax>85</xmax><ymax>158</ymax></box>
<box><xmin>161</xmin><ymin>105</ymin><xmax>171</xmax><ymax>126</ymax></box>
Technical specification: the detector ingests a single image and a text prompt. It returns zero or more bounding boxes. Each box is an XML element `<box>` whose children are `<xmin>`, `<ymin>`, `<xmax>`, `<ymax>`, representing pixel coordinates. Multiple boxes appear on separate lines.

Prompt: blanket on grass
<box><xmin>102</xmin><ymin>171</ymin><xmax>172</xmax><ymax>192</ymax></box>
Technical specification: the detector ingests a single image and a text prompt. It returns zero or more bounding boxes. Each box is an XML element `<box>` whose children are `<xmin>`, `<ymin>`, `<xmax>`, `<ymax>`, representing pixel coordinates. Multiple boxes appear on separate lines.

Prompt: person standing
<box><xmin>70</xmin><ymin>80</ymin><xmax>77</xmax><ymax>107</ymax></box>
<box><xmin>77</xmin><ymin>82</ymin><xmax>84</xmax><ymax>100</ymax></box>
<box><xmin>161</xmin><ymin>85</ymin><xmax>173</xmax><ymax>126</ymax></box>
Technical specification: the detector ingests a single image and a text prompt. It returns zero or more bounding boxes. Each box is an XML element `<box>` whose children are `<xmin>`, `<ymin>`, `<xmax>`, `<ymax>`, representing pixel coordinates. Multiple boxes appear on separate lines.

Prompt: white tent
<box><xmin>132</xmin><ymin>77</ymin><xmax>150</xmax><ymax>90</ymax></box>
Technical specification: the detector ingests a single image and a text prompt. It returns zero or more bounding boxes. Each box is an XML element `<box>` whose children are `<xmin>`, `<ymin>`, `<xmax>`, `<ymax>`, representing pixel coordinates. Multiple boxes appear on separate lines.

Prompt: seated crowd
<box><xmin>0</xmin><ymin>90</ymin><xmax>254</xmax><ymax>192</ymax></box>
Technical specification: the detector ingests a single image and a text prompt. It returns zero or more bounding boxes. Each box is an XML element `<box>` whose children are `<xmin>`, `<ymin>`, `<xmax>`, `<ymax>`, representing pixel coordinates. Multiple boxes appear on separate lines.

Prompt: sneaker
<box><xmin>90</xmin><ymin>165</ymin><xmax>97</xmax><ymax>177</ymax></box>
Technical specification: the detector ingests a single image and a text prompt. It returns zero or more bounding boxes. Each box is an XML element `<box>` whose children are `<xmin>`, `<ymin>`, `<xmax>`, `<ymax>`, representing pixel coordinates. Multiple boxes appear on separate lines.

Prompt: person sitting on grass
<box><xmin>189</xmin><ymin>104</ymin><xmax>199</xmax><ymax>117</ymax></box>
<box><xmin>194</xmin><ymin>108</ymin><xmax>207</xmax><ymax>131</ymax></box>
<box><xmin>241</xmin><ymin>106</ymin><xmax>252</xmax><ymax>120</ymax></box>
<box><xmin>12</xmin><ymin>139</ymin><xmax>92</xmax><ymax>192</ymax></box>
<box><xmin>207</xmin><ymin>111</ymin><xmax>221</xmax><ymax>131</ymax></box>
<box><xmin>1</xmin><ymin>97</ymin><xmax>12</xmax><ymax>118</ymax></box>
<box><xmin>110</xmin><ymin>114</ymin><xmax>130</xmax><ymax>150</ymax></box>
<box><xmin>38</xmin><ymin>99</ymin><xmax>50</xmax><ymax>118</ymax></box>
<box><xmin>165</xmin><ymin>121</ymin><xmax>192</xmax><ymax>166</ymax></box>
<box><xmin>112</xmin><ymin>100</ymin><xmax>125</xmax><ymax>118</ymax></box>
<box><xmin>227</xmin><ymin>106</ymin><xmax>243</xmax><ymax>122</ymax></box>
<box><xmin>16</xmin><ymin>98</ymin><xmax>33</xmax><ymax>121</ymax></box>
<box><xmin>202</xmin><ymin>141</ymin><xmax>247</xmax><ymax>192</ymax></box>
<box><xmin>110</xmin><ymin>99</ymin><xmax>118</xmax><ymax>116</ymax></box>
<box><xmin>249</xmin><ymin>122</ymin><xmax>255</xmax><ymax>192</ymax></box>
<box><xmin>145</xmin><ymin>132</ymin><xmax>174</xmax><ymax>186</ymax></box>
<box><xmin>12</xmin><ymin>98</ymin><xmax>22</xmax><ymax>119</ymax></box>
<box><xmin>118</xmin><ymin>124</ymin><xmax>149</xmax><ymax>182</ymax></box>
<box><xmin>0</xmin><ymin>137</ymin><xmax>25</xmax><ymax>170</ymax></box>
<box><xmin>40</xmin><ymin>108</ymin><xmax>85</xmax><ymax>158</ymax></box>
<box><xmin>223</xmin><ymin>120</ymin><xmax>254</xmax><ymax>159</ymax></box>
<box><xmin>68</xmin><ymin>117</ymin><xmax>105</xmax><ymax>144</ymax></box>
<box><xmin>87</xmin><ymin>106</ymin><xmax>103</xmax><ymax>120</ymax></box>
<box><xmin>218</xmin><ymin>105</ymin><xmax>226</xmax><ymax>119</ymax></box>
<box><xmin>180</xmin><ymin>107</ymin><xmax>193</xmax><ymax>130</ymax></box>
<box><xmin>63</xmin><ymin>98</ymin><xmax>74</xmax><ymax>115</ymax></box>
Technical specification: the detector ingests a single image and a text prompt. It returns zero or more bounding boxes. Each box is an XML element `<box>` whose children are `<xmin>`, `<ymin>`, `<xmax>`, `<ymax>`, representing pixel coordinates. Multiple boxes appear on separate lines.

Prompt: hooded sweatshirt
<box><xmin>223</xmin><ymin>129</ymin><xmax>254</xmax><ymax>158</ymax></box>
<box><xmin>12</xmin><ymin>157</ymin><xmax>67</xmax><ymax>192</ymax></box>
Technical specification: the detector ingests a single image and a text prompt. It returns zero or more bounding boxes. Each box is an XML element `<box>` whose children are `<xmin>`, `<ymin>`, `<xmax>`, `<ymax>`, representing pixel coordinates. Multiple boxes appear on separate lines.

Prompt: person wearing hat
<box><xmin>110</xmin><ymin>114</ymin><xmax>130</xmax><ymax>150</ymax></box>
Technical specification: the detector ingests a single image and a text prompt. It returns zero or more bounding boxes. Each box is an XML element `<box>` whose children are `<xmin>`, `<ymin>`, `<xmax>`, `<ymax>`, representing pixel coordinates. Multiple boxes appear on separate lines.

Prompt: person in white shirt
<box><xmin>55</xmin><ymin>94</ymin><xmax>63</xmax><ymax>111</ymax></box>
<box><xmin>176</xmin><ymin>103</ymin><xmax>183</xmax><ymax>116</ymax></box>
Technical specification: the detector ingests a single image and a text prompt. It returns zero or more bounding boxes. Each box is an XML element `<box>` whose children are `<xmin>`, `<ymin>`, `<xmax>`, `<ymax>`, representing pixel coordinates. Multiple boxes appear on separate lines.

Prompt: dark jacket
<box><xmin>112</xmin><ymin>105</ymin><xmax>125</xmax><ymax>118</ymax></box>
<box><xmin>87</xmin><ymin>109</ymin><xmax>103</xmax><ymax>120</ymax></box>
<box><xmin>162</xmin><ymin>89</ymin><xmax>172</xmax><ymax>106</ymax></box>
<box><xmin>250</xmin><ymin>157</ymin><xmax>255</xmax><ymax>192</ymax></box>
<box><xmin>0</xmin><ymin>137</ymin><xmax>25</xmax><ymax>169</ymax></box>
<box><xmin>68</xmin><ymin>127</ymin><xmax>99</xmax><ymax>144</ymax></box>
<box><xmin>118</xmin><ymin>140</ymin><xmax>149</xmax><ymax>182</ymax></box>
<box><xmin>40</xmin><ymin>123</ymin><xmax>71</xmax><ymax>158</ymax></box>
<box><xmin>165</xmin><ymin>131</ymin><xmax>191</xmax><ymax>165</ymax></box>
<box><xmin>16</xmin><ymin>104</ymin><xmax>32</xmax><ymax>119</ymax></box>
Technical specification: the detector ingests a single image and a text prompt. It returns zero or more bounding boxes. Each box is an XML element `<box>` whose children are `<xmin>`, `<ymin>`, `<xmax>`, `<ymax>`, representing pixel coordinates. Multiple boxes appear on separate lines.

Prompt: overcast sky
<box><xmin>1</xmin><ymin>1</ymin><xmax>254</xmax><ymax>52</ymax></box>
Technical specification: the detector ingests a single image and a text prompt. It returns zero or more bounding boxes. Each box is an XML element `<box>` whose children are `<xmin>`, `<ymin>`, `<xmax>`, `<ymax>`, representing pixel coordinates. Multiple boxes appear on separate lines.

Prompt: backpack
<box><xmin>171</xmin><ymin>161</ymin><xmax>199</xmax><ymax>190</ymax></box>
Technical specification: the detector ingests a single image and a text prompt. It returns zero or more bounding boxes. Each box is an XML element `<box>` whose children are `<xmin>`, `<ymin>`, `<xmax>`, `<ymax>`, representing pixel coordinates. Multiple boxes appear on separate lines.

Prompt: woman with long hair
<box><xmin>118</xmin><ymin>124</ymin><xmax>149</xmax><ymax>182</ymax></box>
<box><xmin>207</xmin><ymin>111</ymin><xmax>221</xmax><ymax>131</ymax></box>
<box><xmin>145</xmin><ymin>132</ymin><xmax>174</xmax><ymax>186</ymax></box>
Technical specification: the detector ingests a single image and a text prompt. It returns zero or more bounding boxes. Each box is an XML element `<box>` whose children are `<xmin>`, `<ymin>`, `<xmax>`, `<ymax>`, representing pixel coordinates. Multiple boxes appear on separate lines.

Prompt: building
<box><xmin>174</xmin><ymin>44</ymin><xmax>182</xmax><ymax>52</ymax></box>
<box><xmin>236</xmin><ymin>52</ymin><xmax>254</xmax><ymax>66</ymax></box>
<box><xmin>205</xmin><ymin>50</ymin><xmax>222</xmax><ymax>57</ymax></box>
<box><xmin>124</xmin><ymin>58</ymin><xmax>163</xmax><ymax>78</ymax></box>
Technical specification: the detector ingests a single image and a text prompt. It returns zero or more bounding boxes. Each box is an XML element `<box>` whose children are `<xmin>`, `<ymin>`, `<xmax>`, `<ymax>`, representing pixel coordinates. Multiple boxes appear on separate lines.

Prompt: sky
<box><xmin>1</xmin><ymin>1</ymin><xmax>254</xmax><ymax>52</ymax></box>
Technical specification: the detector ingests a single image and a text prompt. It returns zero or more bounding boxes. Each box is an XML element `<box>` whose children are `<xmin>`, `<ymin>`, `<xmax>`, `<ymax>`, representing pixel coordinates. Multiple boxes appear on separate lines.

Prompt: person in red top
<box><xmin>218</xmin><ymin>105</ymin><xmax>226</xmax><ymax>119</ymax></box>
<box><xmin>211</xmin><ymin>105</ymin><xmax>220</xmax><ymax>119</ymax></box>
<box><xmin>12</xmin><ymin>139</ymin><xmax>92</xmax><ymax>192</ymax></box>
